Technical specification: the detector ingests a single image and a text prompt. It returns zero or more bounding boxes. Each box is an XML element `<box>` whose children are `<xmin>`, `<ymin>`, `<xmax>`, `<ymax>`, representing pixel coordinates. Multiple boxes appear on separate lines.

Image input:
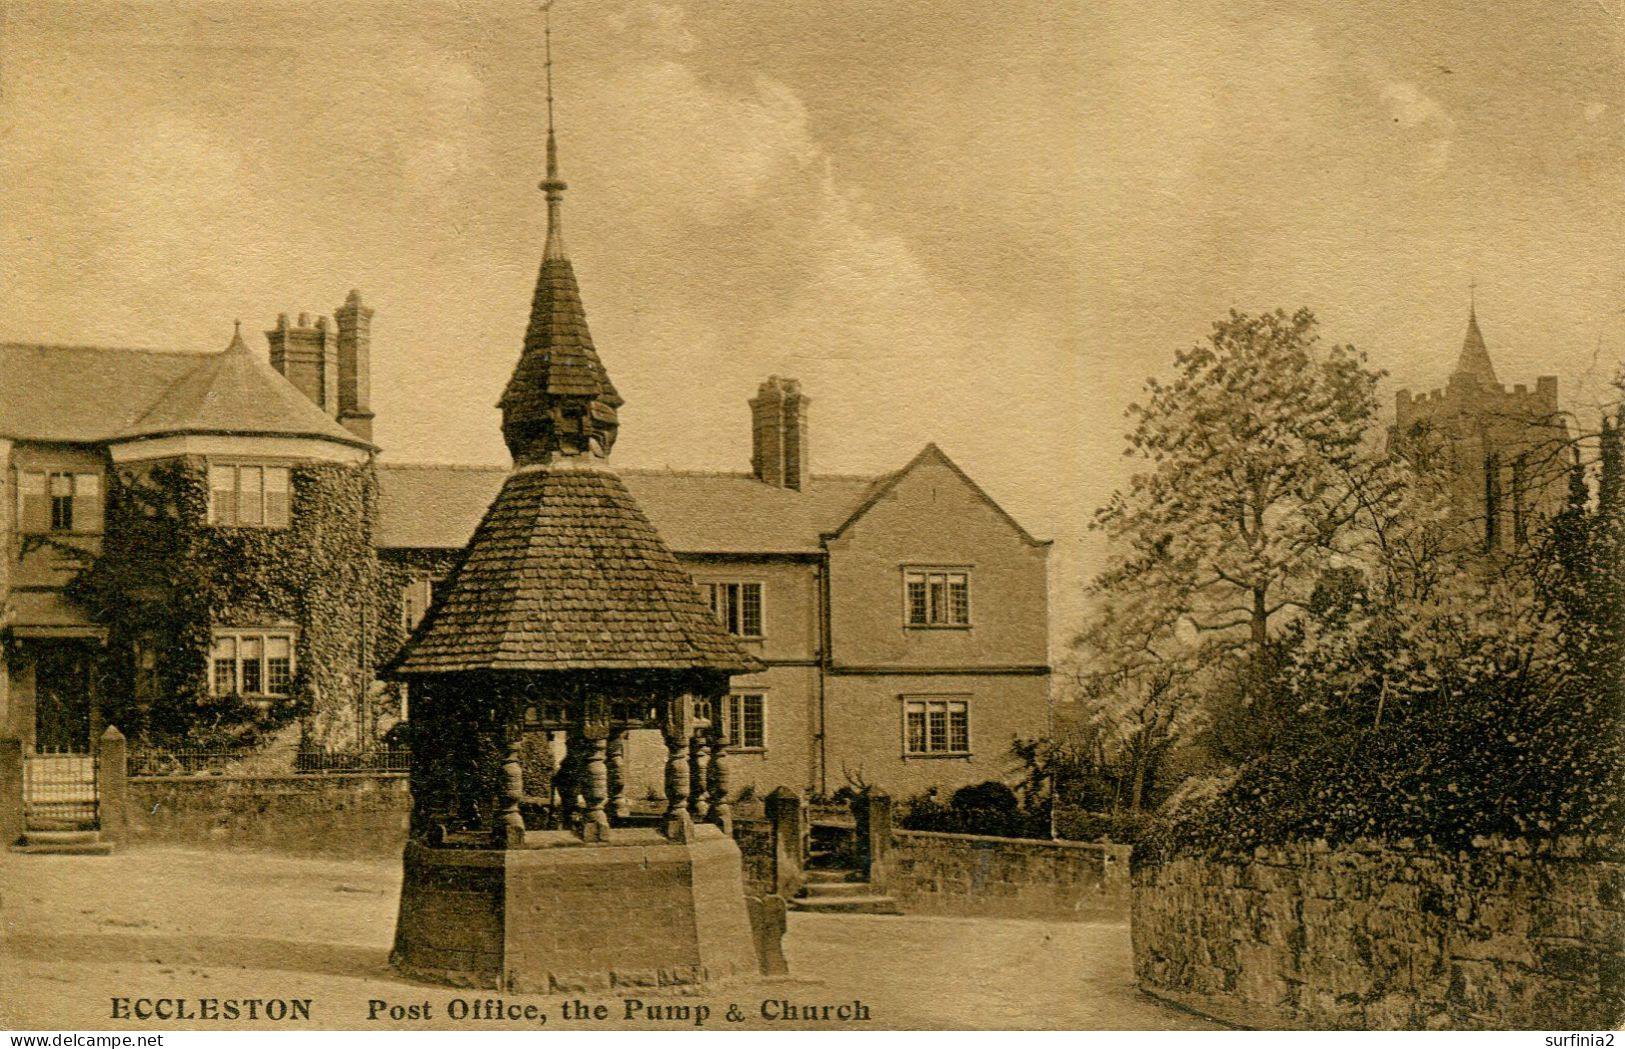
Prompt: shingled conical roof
<box><xmin>391</xmin><ymin>94</ymin><xmax>756</xmax><ymax>678</ymax></box>
<box><xmin>391</xmin><ymin>460</ymin><xmax>756</xmax><ymax>674</ymax></box>
<box><xmin>497</xmin><ymin>126</ymin><xmax>622</xmax><ymax>464</ymax></box>
<box><xmin>1453</xmin><ymin>306</ymin><xmax>1499</xmax><ymax>387</ymax></box>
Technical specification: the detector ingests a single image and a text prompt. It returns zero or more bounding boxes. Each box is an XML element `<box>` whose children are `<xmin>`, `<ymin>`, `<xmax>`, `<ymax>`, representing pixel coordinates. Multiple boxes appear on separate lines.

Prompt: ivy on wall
<box><xmin>65</xmin><ymin>456</ymin><xmax>381</xmax><ymax>748</ymax></box>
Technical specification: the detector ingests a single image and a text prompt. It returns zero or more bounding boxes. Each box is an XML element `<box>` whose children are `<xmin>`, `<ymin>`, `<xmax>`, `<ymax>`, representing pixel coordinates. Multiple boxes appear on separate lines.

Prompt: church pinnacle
<box><xmin>1453</xmin><ymin>301</ymin><xmax>1499</xmax><ymax>387</ymax></box>
<box><xmin>497</xmin><ymin>3</ymin><xmax>623</xmax><ymax>466</ymax></box>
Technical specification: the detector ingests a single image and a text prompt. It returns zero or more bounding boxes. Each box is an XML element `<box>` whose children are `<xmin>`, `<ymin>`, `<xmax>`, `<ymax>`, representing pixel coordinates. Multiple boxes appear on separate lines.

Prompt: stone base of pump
<box><xmin>390</xmin><ymin>825</ymin><xmax>762</xmax><ymax>993</ymax></box>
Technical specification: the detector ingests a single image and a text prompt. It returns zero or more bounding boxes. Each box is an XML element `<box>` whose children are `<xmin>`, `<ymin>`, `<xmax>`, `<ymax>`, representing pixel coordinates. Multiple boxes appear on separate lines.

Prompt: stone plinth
<box><xmin>391</xmin><ymin>824</ymin><xmax>758</xmax><ymax>993</ymax></box>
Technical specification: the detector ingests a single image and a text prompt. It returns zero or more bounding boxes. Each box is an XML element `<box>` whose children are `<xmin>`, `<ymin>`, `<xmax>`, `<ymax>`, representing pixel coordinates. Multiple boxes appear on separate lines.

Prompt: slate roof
<box><xmin>375</xmin><ymin>461</ymin><xmax>884</xmax><ymax>553</ymax></box>
<box><xmin>389</xmin><ymin>460</ymin><xmax>759</xmax><ymax>675</ymax></box>
<box><xmin>117</xmin><ymin>328</ymin><xmax>370</xmax><ymax>446</ymax></box>
<box><xmin>0</xmin><ymin>333</ymin><xmax>372</xmax><ymax>448</ymax></box>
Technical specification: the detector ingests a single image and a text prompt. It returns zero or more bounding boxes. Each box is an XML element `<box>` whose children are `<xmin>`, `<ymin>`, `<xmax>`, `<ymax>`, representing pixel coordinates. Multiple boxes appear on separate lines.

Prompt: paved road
<box><xmin>0</xmin><ymin>847</ymin><xmax>1217</xmax><ymax>1031</ymax></box>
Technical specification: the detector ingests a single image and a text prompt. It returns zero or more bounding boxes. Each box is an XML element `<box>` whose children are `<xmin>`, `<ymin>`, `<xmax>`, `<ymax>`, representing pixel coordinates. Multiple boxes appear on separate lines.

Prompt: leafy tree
<box><xmin>1089</xmin><ymin>308</ymin><xmax>1395</xmax><ymax>758</ymax></box>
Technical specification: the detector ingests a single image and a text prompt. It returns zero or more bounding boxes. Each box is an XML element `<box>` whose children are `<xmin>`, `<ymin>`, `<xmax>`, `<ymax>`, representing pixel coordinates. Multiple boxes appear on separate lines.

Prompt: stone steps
<box><xmin>789</xmin><ymin>868</ymin><xmax>901</xmax><ymax>914</ymax></box>
<box><xmin>787</xmin><ymin>893</ymin><xmax>901</xmax><ymax>915</ymax></box>
<box><xmin>10</xmin><ymin>828</ymin><xmax>114</xmax><ymax>856</ymax></box>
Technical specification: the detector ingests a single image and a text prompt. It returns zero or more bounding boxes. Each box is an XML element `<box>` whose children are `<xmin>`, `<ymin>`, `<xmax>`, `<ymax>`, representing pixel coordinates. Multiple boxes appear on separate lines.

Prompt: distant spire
<box><xmin>1454</xmin><ymin>297</ymin><xmax>1499</xmax><ymax>387</ymax></box>
<box><xmin>540</xmin><ymin>1</ymin><xmax>567</xmax><ymax>262</ymax></box>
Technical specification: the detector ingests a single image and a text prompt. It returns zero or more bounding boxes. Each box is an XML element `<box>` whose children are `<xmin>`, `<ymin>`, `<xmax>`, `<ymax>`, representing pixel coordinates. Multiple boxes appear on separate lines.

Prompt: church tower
<box><xmin>1391</xmin><ymin>304</ymin><xmax>1568</xmax><ymax>550</ymax></box>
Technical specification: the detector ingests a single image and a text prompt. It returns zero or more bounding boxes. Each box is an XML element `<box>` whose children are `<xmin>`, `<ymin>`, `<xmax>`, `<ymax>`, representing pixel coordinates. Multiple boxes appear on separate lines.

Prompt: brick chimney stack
<box><xmin>750</xmin><ymin>376</ymin><xmax>809</xmax><ymax>491</ymax></box>
<box><xmin>267</xmin><ymin>312</ymin><xmax>338</xmax><ymax>412</ymax></box>
<box><xmin>335</xmin><ymin>289</ymin><xmax>375</xmax><ymax>442</ymax></box>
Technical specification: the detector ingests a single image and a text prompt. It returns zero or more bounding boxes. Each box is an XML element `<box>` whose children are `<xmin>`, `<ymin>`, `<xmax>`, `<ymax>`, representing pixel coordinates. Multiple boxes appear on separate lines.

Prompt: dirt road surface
<box><xmin>0</xmin><ymin>847</ymin><xmax>1217</xmax><ymax>1031</ymax></box>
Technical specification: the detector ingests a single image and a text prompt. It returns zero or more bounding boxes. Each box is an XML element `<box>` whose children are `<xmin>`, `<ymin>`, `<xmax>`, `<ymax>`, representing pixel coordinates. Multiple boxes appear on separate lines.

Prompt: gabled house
<box><xmin>377</xmin><ymin>382</ymin><xmax>1053</xmax><ymax>798</ymax></box>
<box><xmin>3</xmin><ymin>321</ymin><xmax>1051</xmax><ymax>798</ymax></box>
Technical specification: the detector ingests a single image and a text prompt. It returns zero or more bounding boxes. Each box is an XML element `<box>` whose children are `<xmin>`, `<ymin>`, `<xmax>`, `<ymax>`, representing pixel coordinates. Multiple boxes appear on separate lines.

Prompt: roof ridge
<box><xmin>0</xmin><ymin>341</ymin><xmax>208</xmax><ymax>358</ymax></box>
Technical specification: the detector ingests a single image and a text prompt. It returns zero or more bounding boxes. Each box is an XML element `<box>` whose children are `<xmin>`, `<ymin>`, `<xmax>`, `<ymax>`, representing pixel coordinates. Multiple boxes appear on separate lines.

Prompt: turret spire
<box><xmin>1454</xmin><ymin>296</ymin><xmax>1499</xmax><ymax>387</ymax></box>
<box><xmin>540</xmin><ymin>1</ymin><xmax>567</xmax><ymax>262</ymax></box>
<box><xmin>498</xmin><ymin>2</ymin><xmax>622</xmax><ymax>466</ymax></box>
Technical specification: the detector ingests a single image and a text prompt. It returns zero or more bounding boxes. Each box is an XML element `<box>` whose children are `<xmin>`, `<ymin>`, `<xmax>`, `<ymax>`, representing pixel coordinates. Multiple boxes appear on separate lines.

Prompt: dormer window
<box><xmin>209</xmin><ymin>464</ymin><xmax>291</xmax><ymax>528</ymax></box>
<box><xmin>17</xmin><ymin>470</ymin><xmax>102</xmax><ymax>534</ymax></box>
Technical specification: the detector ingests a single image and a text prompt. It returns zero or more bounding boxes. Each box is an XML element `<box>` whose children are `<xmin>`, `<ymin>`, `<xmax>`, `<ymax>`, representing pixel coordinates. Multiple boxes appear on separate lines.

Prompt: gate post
<box><xmin>0</xmin><ymin>737</ymin><xmax>22</xmax><ymax>846</ymax></box>
<box><xmin>765</xmin><ymin>786</ymin><xmax>805</xmax><ymax>897</ymax></box>
<box><xmin>855</xmin><ymin>789</ymin><xmax>894</xmax><ymax>894</ymax></box>
<box><xmin>99</xmin><ymin>726</ymin><xmax>128</xmax><ymax>847</ymax></box>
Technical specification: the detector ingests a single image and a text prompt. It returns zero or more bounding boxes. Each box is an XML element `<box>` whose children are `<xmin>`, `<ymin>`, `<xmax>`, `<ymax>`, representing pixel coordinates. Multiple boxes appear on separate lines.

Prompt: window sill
<box><xmin>903</xmin><ymin>624</ymin><xmax>973</xmax><ymax>631</ymax></box>
<box><xmin>726</xmin><ymin>747</ymin><xmax>767</xmax><ymax>755</ymax></box>
<box><xmin>903</xmin><ymin>752</ymin><xmax>973</xmax><ymax>760</ymax></box>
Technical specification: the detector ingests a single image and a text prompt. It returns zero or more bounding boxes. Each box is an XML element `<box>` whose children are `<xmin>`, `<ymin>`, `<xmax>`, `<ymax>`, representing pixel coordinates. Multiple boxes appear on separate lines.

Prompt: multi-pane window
<box><xmin>704</xmin><ymin>582</ymin><xmax>764</xmax><ymax>638</ymax></box>
<box><xmin>208</xmin><ymin>464</ymin><xmax>291</xmax><ymax>528</ymax></box>
<box><xmin>904</xmin><ymin>569</ymin><xmax>970</xmax><ymax>627</ymax></box>
<box><xmin>903</xmin><ymin>697</ymin><xmax>970</xmax><ymax>756</ymax></box>
<box><xmin>17</xmin><ymin>470</ymin><xmax>102</xmax><ymax>533</ymax></box>
<box><xmin>211</xmin><ymin>630</ymin><xmax>295</xmax><ymax>697</ymax></box>
<box><xmin>727</xmin><ymin>693</ymin><xmax>765</xmax><ymax>751</ymax></box>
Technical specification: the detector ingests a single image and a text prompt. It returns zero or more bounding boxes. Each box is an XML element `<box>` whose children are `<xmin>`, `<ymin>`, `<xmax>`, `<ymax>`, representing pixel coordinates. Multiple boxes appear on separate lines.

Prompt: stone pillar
<box><xmin>688</xmin><ymin>731</ymin><xmax>711</xmax><ymax>822</ymax></box>
<box><xmin>855</xmin><ymin>789</ymin><xmax>894</xmax><ymax>894</ymax></box>
<box><xmin>497</xmin><ymin>730</ymin><xmax>525</xmax><ymax>847</ymax></box>
<box><xmin>98</xmin><ymin>726</ymin><xmax>128</xmax><ymax>848</ymax></box>
<box><xmin>706</xmin><ymin>730</ymin><xmax>731</xmax><ymax>834</ymax></box>
<box><xmin>0</xmin><ymin>737</ymin><xmax>24</xmax><ymax>847</ymax></box>
<box><xmin>580</xmin><ymin>696</ymin><xmax>611</xmax><ymax>842</ymax></box>
<box><xmin>765</xmin><ymin>786</ymin><xmax>805</xmax><ymax>898</ymax></box>
<box><xmin>661</xmin><ymin>695</ymin><xmax>693</xmax><ymax>842</ymax></box>
<box><xmin>607</xmin><ymin>728</ymin><xmax>630</xmax><ymax>821</ymax></box>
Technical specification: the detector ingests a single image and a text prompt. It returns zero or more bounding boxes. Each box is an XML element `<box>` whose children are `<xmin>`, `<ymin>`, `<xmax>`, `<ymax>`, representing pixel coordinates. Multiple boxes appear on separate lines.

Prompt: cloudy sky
<box><xmin>3</xmin><ymin>0</ymin><xmax>1622</xmax><ymax>640</ymax></box>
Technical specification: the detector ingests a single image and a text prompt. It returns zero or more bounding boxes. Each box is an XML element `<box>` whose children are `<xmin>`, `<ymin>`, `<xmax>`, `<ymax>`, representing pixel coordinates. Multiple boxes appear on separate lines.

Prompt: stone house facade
<box><xmin>3</xmin><ymin>309</ymin><xmax>1052</xmax><ymax>798</ymax></box>
<box><xmin>1</xmin><ymin>306</ymin><xmax>376</xmax><ymax>753</ymax></box>
<box><xmin>376</xmin><ymin>388</ymin><xmax>1053</xmax><ymax>799</ymax></box>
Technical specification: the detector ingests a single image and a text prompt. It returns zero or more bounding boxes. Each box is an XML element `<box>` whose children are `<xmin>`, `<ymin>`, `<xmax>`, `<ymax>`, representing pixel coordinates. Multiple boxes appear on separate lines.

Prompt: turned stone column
<box><xmin>497</xmin><ymin>727</ymin><xmax>526</xmax><ymax>847</ymax></box>
<box><xmin>580</xmin><ymin>697</ymin><xmax>611</xmax><ymax>842</ymax></box>
<box><xmin>661</xmin><ymin>695</ymin><xmax>694</xmax><ymax>842</ymax></box>
<box><xmin>607</xmin><ymin>728</ymin><xmax>630</xmax><ymax>821</ymax></box>
<box><xmin>706</xmin><ymin>729</ymin><xmax>731</xmax><ymax>834</ymax></box>
<box><xmin>688</xmin><ymin>731</ymin><xmax>711</xmax><ymax>822</ymax></box>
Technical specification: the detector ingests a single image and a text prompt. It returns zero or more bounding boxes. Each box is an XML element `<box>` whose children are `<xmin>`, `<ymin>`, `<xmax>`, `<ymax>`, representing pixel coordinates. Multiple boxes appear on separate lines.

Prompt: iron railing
<box><xmin>293</xmin><ymin>746</ymin><xmax>412</xmax><ymax>774</ymax></box>
<box><xmin>129</xmin><ymin>745</ymin><xmax>411</xmax><ymax>776</ymax></box>
<box><xmin>24</xmin><ymin>752</ymin><xmax>99</xmax><ymax>824</ymax></box>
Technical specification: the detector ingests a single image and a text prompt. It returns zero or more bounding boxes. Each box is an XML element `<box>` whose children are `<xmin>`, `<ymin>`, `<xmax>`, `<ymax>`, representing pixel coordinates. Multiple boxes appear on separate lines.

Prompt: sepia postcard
<box><xmin>0</xmin><ymin>0</ymin><xmax>1621</xmax><ymax>1036</ymax></box>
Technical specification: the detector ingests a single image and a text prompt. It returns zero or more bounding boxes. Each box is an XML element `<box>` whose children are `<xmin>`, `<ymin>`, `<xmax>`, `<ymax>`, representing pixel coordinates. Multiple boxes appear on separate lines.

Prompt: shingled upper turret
<box><xmin>497</xmin><ymin>120</ymin><xmax>622</xmax><ymax>465</ymax></box>
<box><xmin>389</xmin><ymin>72</ymin><xmax>755</xmax><ymax>678</ymax></box>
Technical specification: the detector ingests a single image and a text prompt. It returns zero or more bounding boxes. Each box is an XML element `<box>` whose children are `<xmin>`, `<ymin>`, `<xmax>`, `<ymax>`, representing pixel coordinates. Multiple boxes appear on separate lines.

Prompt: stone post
<box><xmin>688</xmin><ymin>731</ymin><xmax>711</xmax><ymax>822</ymax></box>
<box><xmin>661</xmin><ymin>695</ymin><xmax>693</xmax><ymax>842</ymax></box>
<box><xmin>855</xmin><ymin>790</ymin><xmax>894</xmax><ymax>893</ymax></box>
<box><xmin>706</xmin><ymin>729</ymin><xmax>731</xmax><ymax>834</ymax></box>
<box><xmin>765</xmin><ymin>786</ymin><xmax>805</xmax><ymax>898</ymax></box>
<box><xmin>607</xmin><ymin>728</ymin><xmax>630</xmax><ymax>821</ymax></box>
<box><xmin>98</xmin><ymin>726</ymin><xmax>128</xmax><ymax>849</ymax></box>
<box><xmin>0</xmin><ymin>737</ymin><xmax>24</xmax><ymax>847</ymax></box>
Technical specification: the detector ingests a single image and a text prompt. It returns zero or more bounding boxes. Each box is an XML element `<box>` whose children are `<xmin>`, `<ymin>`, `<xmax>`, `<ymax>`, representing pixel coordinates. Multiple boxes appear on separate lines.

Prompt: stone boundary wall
<box><xmin>1133</xmin><ymin>836</ymin><xmax>1625</xmax><ymax>1030</ymax></box>
<box><xmin>128</xmin><ymin>773</ymin><xmax>410</xmax><ymax>857</ymax></box>
<box><xmin>891</xmin><ymin>830</ymin><xmax>1131</xmax><ymax>920</ymax></box>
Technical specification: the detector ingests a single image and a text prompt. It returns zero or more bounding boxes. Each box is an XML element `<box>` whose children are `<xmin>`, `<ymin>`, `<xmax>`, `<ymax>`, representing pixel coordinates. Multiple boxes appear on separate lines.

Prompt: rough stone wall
<box><xmin>129</xmin><ymin>773</ymin><xmax>409</xmax><ymax>857</ymax></box>
<box><xmin>891</xmin><ymin>830</ymin><xmax>1130</xmax><ymax>920</ymax></box>
<box><xmin>1132</xmin><ymin>837</ymin><xmax>1625</xmax><ymax>1030</ymax></box>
